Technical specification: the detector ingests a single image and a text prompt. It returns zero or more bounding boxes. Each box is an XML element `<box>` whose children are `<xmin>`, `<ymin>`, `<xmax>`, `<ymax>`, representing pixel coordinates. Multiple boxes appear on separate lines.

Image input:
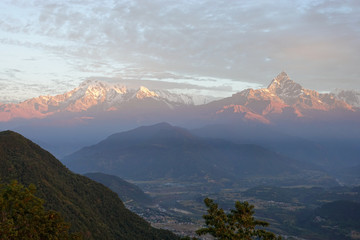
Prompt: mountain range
<box><xmin>0</xmin><ymin>72</ymin><xmax>358</xmax><ymax>124</ymax></box>
<box><xmin>1</xmin><ymin>72</ymin><xmax>359</xmax><ymax>160</ymax></box>
<box><xmin>0</xmin><ymin>79</ymin><xmax>209</xmax><ymax>122</ymax></box>
<box><xmin>1</xmin><ymin>70</ymin><xmax>359</xmax><ymax>239</ymax></box>
<box><xmin>201</xmin><ymin>72</ymin><xmax>356</xmax><ymax>124</ymax></box>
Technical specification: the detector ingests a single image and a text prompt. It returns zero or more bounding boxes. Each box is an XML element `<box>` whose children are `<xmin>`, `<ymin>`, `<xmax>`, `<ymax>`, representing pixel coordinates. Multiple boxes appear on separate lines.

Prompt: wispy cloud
<box><xmin>0</xmin><ymin>0</ymin><xmax>359</xmax><ymax>102</ymax></box>
<box><xmin>87</xmin><ymin>70</ymin><xmax>263</xmax><ymax>98</ymax></box>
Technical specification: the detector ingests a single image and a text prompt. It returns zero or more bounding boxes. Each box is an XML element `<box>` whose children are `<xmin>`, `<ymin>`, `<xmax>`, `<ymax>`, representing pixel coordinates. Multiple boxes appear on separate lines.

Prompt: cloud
<box><xmin>86</xmin><ymin>70</ymin><xmax>263</xmax><ymax>98</ymax></box>
<box><xmin>0</xmin><ymin>0</ymin><xmax>359</xmax><ymax>102</ymax></box>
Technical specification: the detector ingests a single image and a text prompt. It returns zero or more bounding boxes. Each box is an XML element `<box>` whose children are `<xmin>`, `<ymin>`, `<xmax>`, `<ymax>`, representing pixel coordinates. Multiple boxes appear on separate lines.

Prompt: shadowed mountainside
<box><xmin>63</xmin><ymin>122</ymin><xmax>336</xmax><ymax>187</ymax></box>
<box><xmin>0</xmin><ymin>130</ymin><xmax>178</xmax><ymax>240</ymax></box>
<box><xmin>84</xmin><ymin>172</ymin><xmax>152</xmax><ymax>206</ymax></box>
<box><xmin>1</xmin><ymin>72</ymin><xmax>359</xmax><ymax>160</ymax></box>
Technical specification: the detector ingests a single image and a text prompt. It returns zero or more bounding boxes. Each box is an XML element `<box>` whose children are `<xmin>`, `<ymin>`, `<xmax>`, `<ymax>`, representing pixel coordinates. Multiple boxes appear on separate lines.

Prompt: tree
<box><xmin>0</xmin><ymin>181</ymin><xmax>82</xmax><ymax>240</ymax></box>
<box><xmin>195</xmin><ymin>198</ymin><xmax>281</xmax><ymax>240</ymax></box>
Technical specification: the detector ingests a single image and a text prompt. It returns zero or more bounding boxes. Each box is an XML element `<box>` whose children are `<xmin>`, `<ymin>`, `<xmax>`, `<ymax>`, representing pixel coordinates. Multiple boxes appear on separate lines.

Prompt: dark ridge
<box><xmin>84</xmin><ymin>172</ymin><xmax>152</xmax><ymax>205</ymax></box>
<box><xmin>63</xmin><ymin>123</ymin><xmax>335</xmax><ymax>187</ymax></box>
<box><xmin>0</xmin><ymin>130</ymin><xmax>178</xmax><ymax>240</ymax></box>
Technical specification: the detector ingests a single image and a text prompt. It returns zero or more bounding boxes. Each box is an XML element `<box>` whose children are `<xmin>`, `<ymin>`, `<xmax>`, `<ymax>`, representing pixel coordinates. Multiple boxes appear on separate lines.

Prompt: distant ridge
<box><xmin>0</xmin><ymin>130</ymin><xmax>177</xmax><ymax>240</ymax></box>
<box><xmin>63</xmin><ymin>122</ymin><xmax>336</xmax><ymax>187</ymax></box>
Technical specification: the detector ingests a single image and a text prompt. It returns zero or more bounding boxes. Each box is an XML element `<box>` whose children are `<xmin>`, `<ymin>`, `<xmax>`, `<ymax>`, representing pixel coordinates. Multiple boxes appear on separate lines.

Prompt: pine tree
<box><xmin>195</xmin><ymin>198</ymin><xmax>281</xmax><ymax>240</ymax></box>
<box><xmin>0</xmin><ymin>181</ymin><xmax>81</xmax><ymax>240</ymax></box>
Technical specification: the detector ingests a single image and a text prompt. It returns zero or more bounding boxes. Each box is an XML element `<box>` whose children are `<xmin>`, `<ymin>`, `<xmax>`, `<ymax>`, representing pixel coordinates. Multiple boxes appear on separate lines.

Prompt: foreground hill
<box><xmin>63</xmin><ymin>123</ymin><xmax>335</xmax><ymax>187</ymax></box>
<box><xmin>0</xmin><ymin>130</ymin><xmax>177</xmax><ymax>240</ymax></box>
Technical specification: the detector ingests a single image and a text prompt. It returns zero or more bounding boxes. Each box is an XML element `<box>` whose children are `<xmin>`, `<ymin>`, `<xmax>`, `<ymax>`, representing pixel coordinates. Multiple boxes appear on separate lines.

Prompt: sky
<box><xmin>0</xmin><ymin>0</ymin><xmax>359</xmax><ymax>103</ymax></box>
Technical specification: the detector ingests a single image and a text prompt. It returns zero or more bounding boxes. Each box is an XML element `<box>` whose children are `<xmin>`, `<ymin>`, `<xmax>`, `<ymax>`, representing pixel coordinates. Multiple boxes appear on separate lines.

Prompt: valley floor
<box><xmin>126</xmin><ymin>180</ymin><xmax>360</xmax><ymax>240</ymax></box>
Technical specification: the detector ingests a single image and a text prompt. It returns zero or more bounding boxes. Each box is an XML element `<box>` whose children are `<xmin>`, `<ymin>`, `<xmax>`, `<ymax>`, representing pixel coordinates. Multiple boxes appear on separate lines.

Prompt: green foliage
<box><xmin>196</xmin><ymin>198</ymin><xmax>281</xmax><ymax>240</ymax></box>
<box><xmin>0</xmin><ymin>131</ymin><xmax>177</xmax><ymax>240</ymax></box>
<box><xmin>84</xmin><ymin>172</ymin><xmax>152</xmax><ymax>206</ymax></box>
<box><xmin>0</xmin><ymin>181</ymin><xmax>81</xmax><ymax>240</ymax></box>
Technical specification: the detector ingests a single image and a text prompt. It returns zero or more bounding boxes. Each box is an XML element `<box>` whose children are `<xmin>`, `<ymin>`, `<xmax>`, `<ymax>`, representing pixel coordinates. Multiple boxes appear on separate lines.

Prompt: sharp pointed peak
<box><xmin>276</xmin><ymin>71</ymin><xmax>289</xmax><ymax>79</ymax></box>
<box><xmin>265</xmin><ymin>72</ymin><xmax>303</xmax><ymax>100</ymax></box>
<box><xmin>267</xmin><ymin>72</ymin><xmax>301</xmax><ymax>90</ymax></box>
<box><xmin>273</xmin><ymin>71</ymin><xmax>290</xmax><ymax>83</ymax></box>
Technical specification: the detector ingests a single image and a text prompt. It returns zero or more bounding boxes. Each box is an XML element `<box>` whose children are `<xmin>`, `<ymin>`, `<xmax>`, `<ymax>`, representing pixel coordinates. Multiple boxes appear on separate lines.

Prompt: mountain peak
<box><xmin>268</xmin><ymin>72</ymin><xmax>294</xmax><ymax>89</ymax></box>
<box><xmin>136</xmin><ymin>86</ymin><xmax>159</xmax><ymax>99</ymax></box>
<box><xmin>79</xmin><ymin>80</ymin><xmax>127</xmax><ymax>93</ymax></box>
<box><xmin>267</xmin><ymin>72</ymin><xmax>303</xmax><ymax>99</ymax></box>
<box><xmin>276</xmin><ymin>71</ymin><xmax>289</xmax><ymax>80</ymax></box>
<box><xmin>150</xmin><ymin>122</ymin><xmax>173</xmax><ymax>128</ymax></box>
<box><xmin>103</xmin><ymin>122</ymin><xmax>194</xmax><ymax>144</ymax></box>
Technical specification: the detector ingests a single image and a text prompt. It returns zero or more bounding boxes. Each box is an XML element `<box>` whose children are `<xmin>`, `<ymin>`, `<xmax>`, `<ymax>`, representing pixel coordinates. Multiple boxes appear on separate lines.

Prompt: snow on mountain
<box><xmin>211</xmin><ymin>72</ymin><xmax>355</xmax><ymax>124</ymax></box>
<box><xmin>0</xmin><ymin>73</ymin><xmax>357</xmax><ymax>124</ymax></box>
<box><xmin>267</xmin><ymin>71</ymin><xmax>303</xmax><ymax>102</ymax></box>
<box><xmin>134</xmin><ymin>86</ymin><xmax>158</xmax><ymax>99</ymax></box>
<box><xmin>0</xmin><ymin>80</ymin><xmax>205</xmax><ymax>122</ymax></box>
<box><xmin>266</xmin><ymin>72</ymin><xmax>353</xmax><ymax>111</ymax></box>
<box><xmin>332</xmin><ymin>89</ymin><xmax>360</xmax><ymax>108</ymax></box>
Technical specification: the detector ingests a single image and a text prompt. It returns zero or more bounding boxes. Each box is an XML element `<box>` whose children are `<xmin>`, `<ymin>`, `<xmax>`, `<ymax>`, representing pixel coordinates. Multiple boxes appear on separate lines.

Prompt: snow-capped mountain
<box><xmin>0</xmin><ymin>73</ymin><xmax>357</xmax><ymax>124</ymax></box>
<box><xmin>267</xmin><ymin>71</ymin><xmax>303</xmax><ymax>103</ymax></box>
<box><xmin>332</xmin><ymin>89</ymin><xmax>360</xmax><ymax>108</ymax></box>
<box><xmin>0</xmin><ymin>80</ymin><xmax>203</xmax><ymax>122</ymax></box>
<box><xmin>268</xmin><ymin>72</ymin><xmax>352</xmax><ymax>110</ymax></box>
<box><xmin>209</xmin><ymin>72</ymin><xmax>355</xmax><ymax>124</ymax></box>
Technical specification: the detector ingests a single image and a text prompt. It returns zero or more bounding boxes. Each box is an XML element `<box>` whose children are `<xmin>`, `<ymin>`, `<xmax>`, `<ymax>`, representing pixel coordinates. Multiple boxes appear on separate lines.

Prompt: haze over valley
<box><xmin>1</xmin><ymin>72</ymin><xmax>359</xmax><ymax>238</ymax></box>
<box><xmin>1</xmin><ymin>1</ymin><xmax>359</xmax><ymax>239</ymax></box>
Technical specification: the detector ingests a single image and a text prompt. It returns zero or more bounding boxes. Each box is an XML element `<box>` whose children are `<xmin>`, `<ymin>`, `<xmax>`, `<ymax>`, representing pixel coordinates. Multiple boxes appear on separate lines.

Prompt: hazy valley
<box><xmin>2</xmin><ymin>0</ymin><xmax>360</xmax><ymax>239</ymax></box>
